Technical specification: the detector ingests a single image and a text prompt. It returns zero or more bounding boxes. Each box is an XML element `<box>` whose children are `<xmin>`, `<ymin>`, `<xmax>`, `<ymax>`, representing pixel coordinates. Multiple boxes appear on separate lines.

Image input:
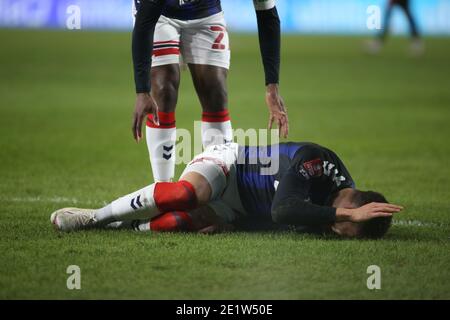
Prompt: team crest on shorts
<box><xmin>301</xmin><ymin>158</ymin><xmax>323</xmax><ymax>178</ymax></box>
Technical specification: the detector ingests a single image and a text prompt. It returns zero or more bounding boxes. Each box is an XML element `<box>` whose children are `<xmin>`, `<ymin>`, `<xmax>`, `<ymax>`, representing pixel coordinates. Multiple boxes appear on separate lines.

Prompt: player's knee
<box><xmin>153</xmin><ymin>83</ymin><xmax>178</xmax><ymax>111</ymax></box>
<box><xmin>151</xmin><ymin>66</ymin><xmax>180</xmax><ymax>111</ymax></box>
<box><xmin>178</xmin><ymin>172</ymin><xmax>213</xmax><ymax>205</ymax></box>
<box><xmin>154</xmin><ymin>180</ymin><xmax>198</xmax><ymax>213</ymax></box>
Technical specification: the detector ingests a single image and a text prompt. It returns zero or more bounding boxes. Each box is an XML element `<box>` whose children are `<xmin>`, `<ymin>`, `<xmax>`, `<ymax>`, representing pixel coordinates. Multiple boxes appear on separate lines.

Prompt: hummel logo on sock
<box><xmin>130</xmin><ymin>195</ymin><xmax>143</xmax><ymax>210</ymax></box>
<box><xmin>162</xmin><ymin>145</ymin><xmax>174</xmax><ymax>160</ymax></box>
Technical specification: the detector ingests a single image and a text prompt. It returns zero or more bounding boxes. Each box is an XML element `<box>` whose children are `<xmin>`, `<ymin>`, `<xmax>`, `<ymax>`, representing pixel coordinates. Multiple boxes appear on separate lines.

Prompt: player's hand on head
<box><xmin>350</xmin><ymin>202</ymin><xmax>403</xmax><ymax>223</ymax></box>
<box><xmin>266</xmin><ymin>83</ymin><xmax>289</xmax><ymax>138</ymax></box>
<box><xmin>133</xmin><ymin>93</ymin><xmax>159</xmax><ymax>142</ymax></box>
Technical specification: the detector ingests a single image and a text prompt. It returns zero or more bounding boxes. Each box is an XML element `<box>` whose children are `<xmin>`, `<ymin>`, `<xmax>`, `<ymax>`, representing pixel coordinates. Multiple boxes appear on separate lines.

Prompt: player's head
<box><xmin>330</xmin><ymin>189</ymin><xmax>392</xmax><ymax>239</ymax></box>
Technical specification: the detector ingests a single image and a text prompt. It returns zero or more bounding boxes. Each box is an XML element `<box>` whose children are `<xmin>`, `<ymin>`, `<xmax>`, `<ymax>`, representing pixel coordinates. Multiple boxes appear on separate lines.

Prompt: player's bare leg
<box><xmin>146</xmin><ymin>64</ymin><xmax>180</xmax><ymax>182</ymax></box>
<box><xmin>188</xmin><ymin>64</ymin><xmax>233</xmax><ymax>147</ymax></box>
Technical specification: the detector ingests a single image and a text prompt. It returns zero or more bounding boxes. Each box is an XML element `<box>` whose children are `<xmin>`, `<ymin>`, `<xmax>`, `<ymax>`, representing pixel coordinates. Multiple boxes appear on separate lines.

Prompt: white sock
<box><xmin>146</xmin><ymin>112</ymin><xmax>176</xmax><ymax>182</ymax></box>
<box><xmin>105</xmin><ymin>220</ymin><xmax>151</xmax><ymax>232</ymax></box>
<box><xmin>95</xmin><ymin>184</ymin><xmax>160</xmax><ymax>224</ymax></box>
<box><xmin>201</xmin><ymin>110</ymin><xmax>233</xmax><ymax>148</ymax></box>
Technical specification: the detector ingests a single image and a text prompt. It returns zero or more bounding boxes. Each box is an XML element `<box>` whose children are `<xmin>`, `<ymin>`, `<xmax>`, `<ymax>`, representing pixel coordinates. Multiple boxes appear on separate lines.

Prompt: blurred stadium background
<box><xmin>1</xmin><ymin>0</ymin><xmax>449</xmax><ymax>299</ymax></box>
<box><xmin>1</xmin><ymin>0</ymin><xmax>450</xmax><ymax>34</ymax></box>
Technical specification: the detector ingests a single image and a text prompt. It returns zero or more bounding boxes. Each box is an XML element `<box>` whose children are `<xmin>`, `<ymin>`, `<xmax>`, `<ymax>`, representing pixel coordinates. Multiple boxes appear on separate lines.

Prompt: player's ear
<box><xmin>331</xmin><ymin>224</ymin><xmax>343</xmax><ymax>236</ymax></box>
<box><xmin>332</xmin><ymin>222</ymin><xmax>361</xmax><ymax>238</ymax></box>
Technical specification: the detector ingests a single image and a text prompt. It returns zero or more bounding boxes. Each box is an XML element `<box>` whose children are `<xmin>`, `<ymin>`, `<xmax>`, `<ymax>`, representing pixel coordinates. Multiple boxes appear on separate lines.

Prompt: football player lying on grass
<box><xmin>50</xmin><ymin>142</ymin><xmax>402</xmax><ymax>238</ymax></box>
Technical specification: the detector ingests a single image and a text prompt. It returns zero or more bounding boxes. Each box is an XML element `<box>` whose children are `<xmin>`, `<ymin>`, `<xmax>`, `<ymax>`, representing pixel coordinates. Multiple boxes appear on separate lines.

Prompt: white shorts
<box><xmin>152</xmin><ymin>12</ymin><xmax>230</xmax><ymax>69</ymax></box>
<box><xmin>180</xmin><ymin>143</ymin><xmax>247</xmax><ymax>223</ymax></box>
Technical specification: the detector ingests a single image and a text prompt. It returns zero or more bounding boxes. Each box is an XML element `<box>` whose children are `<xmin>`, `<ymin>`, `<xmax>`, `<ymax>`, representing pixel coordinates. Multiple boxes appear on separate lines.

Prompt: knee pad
<box><xmin>154</xmin><ymin>180</ymin><xmax>198</xmax><ymax>213</ymax></box>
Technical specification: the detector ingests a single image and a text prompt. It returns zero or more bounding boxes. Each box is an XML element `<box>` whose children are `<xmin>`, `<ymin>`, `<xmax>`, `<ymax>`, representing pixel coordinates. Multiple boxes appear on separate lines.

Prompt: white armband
<box><xmin>253</xmin><ymin>0</ymin><xmax>276</xmax><ymax>11</ymax></box>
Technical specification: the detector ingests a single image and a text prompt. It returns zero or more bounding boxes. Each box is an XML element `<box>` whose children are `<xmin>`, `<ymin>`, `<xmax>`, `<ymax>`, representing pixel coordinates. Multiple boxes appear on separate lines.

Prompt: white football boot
<box><xmin>50</xmin><ymin>208</ymin><xmax>97</xmax><ymax>232</ymax></box>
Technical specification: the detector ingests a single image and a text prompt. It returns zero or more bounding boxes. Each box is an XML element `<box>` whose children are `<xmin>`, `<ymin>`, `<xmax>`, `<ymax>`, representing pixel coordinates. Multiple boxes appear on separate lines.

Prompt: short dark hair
<box><xmin>352</xmin><ymin>190</ymin><xmax>392</xmax><ymax>239</ymax></box>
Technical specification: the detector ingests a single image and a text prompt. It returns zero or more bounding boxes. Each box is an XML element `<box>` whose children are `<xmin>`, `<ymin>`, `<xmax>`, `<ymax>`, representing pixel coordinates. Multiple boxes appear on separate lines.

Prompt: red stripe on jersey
<box><xmin>201</xmin><ymin>110</ymin><xmax>231</xmax><ymax>123</ymax></box>
<box><xmin>147</xmin><ymin>111</ymin><xmax>176</xmax><ymax>128</ymax></box>
<box><xmin>154</xmin><ymin>40</ymin><xmax>180</xmax><ymax>45</ymax></box>
<box><xmin>153</xmin><ymin>48</ymin><xmax>180</xmax><ymax>57</ymax></box>
<box><xmin>210</xmin><ymin>26</ymin><xmax>225</xmax><ymax>32</ymax></box>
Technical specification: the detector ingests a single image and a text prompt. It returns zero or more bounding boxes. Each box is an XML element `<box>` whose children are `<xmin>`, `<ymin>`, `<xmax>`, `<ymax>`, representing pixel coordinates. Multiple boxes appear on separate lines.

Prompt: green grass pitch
<box><xmin>0</xmin><ymin>30</ymin><xmax>449</xmax><ymax>299</ymax></box>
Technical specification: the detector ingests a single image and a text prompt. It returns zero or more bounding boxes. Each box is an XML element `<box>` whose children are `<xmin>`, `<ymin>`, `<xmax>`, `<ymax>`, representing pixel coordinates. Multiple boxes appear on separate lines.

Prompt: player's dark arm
<box><xmin>132</xmin><ymin>0</ymin><xmax>165</xmax><ymax>93</ymax></box>
<box><xmin>131</xmin><ymin>0</ymin><xmax>165</xmax><ymax>141</ymax></box>
<box><xmin>255</xmin><ymin>2</ymin><xmax>280</xmax><ymax>86</ymax></box>
<box><xmin>271</xmin><ymin>172</ymin><xmax>337</xmax><ymax>226</ymax></box>
<box><xmin>254</xmin><ymin>1</ymin><xmax>289</xmax><ymax>137</ymax></box>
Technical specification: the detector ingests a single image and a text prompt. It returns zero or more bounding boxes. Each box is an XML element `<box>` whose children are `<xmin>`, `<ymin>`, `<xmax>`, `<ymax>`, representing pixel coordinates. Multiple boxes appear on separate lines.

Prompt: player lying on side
<box><xmin>50</xmin><ymin>142</ymin><xmax>403</xmax><ymax>238</ymax></box>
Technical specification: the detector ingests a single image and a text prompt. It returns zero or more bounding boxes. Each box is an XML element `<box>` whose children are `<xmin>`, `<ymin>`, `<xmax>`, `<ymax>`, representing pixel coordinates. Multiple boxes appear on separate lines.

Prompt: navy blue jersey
<box><xmin>235</xmin><ymin>142</ymin><xmax>355</xmax><ymax>225</ymax></box>
<box><xmin>162</xmin><ymin>0</ymin><xmax>222</xmax><ymax>20</ymax></box>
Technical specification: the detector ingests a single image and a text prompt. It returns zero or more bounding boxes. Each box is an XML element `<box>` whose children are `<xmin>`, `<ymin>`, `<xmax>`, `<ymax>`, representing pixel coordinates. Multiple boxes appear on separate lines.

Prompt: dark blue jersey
<box><xmin>235</xmin><ymin>142</ymin><xmax>355</xmax><ymax>227</ymax></box>
<box><xmin>162</xmin><ymin>0</ymin><xmax>222</xmax><ymax>20</ymax></box>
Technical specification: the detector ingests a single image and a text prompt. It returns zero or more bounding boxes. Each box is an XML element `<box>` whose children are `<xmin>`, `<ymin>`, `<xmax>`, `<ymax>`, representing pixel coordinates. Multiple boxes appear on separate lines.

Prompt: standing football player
<box><xmin>366</xmin><ymin>0</ymin><xmax>424</xmax><ymax>55</ymax></box>
<box><xmin>132</xmin><ymin>0</ymin><xmax>289</xmax><ymax>182</ymax></box>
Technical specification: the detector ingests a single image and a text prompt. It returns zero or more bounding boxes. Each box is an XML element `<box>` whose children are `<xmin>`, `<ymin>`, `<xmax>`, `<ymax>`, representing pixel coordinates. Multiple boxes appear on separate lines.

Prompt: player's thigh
<box><xmin>180</xmin><ymin>143</ymin><xmax>239</xmax><ymax>201</ymax></box>
<box><xmin>181</xmin><ymin>12</ymin><xmax>230</xmax><ymax>72</ymax></box>
<box><xmin>151</xmin><ymin>16</ymin><xmax>183</xmax><ymax>111</ymax></box>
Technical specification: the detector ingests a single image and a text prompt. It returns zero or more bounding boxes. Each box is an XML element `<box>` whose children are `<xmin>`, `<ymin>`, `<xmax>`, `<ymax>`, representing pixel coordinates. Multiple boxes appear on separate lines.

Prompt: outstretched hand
<box><xmin>266</xmin><ymin>84</ymin><xmax>289</xmax><ymax>138</ymax></box>
<box><xmin>349</xmin><ymin>202</ymin><xmax>403</xmax><ymax>223</ymax></box>
<box><xmin>132</xmin><ymin>93</ymin><xmax>159</xmax><ymax>142</ymax></box>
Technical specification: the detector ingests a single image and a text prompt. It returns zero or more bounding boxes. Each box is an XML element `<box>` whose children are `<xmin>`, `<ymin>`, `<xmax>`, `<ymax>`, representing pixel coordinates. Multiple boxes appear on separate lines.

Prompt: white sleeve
<box><xmin>132</xmin><ymin>0</ymin><xmax>137</xmax><ymax>26</ymax></box>
<box><xmin>253</xmin><ymin>0</ymin><xmax>276</xmax><ymax>11</ymax></box>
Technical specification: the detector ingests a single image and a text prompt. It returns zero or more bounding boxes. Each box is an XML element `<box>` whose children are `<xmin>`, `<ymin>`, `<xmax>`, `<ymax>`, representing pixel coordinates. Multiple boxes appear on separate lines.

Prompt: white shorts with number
<box><xmin>150</xmin><ymin>12</ymin><xmax>230</xmax><ymax>69</ymax></box>
<box><xmin>180</xmin><ymin>143</ymin><xmax>247</xmax><ymax>223</ymax></box>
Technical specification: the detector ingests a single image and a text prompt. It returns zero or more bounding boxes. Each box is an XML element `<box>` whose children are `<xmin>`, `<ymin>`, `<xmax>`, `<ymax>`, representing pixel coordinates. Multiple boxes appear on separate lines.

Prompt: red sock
<box><xmin>150</xmin><ymin>211</ymin><xmax>193</xmax><ymax>232</ymax></box>
<box><xmin>201</xmin><ymin>110</ymin><xmax>230</xmax><ymax>122</ymax></box>
<box><xmin>201</xmin><ymin>110</ymin><xmax>233</xmax><ymax>146</ymax></box>
<box><xmin>146</xmin><ymin>111</ymin><xmax>176</xmax><ymax>128</ymax></box>
<box><xmin>154</xmin><ymin>180</ymin><xmax>198</xmax><ymax>212</ymax></box>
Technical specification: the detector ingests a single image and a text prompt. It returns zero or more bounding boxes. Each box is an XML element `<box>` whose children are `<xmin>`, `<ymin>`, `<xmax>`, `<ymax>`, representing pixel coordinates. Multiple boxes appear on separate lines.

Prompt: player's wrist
<box><xmin>335</xmin><ymin>208</ymin><xmax>354</xmax><ymax>222</ymax></box>
<box><xmin>136</xmin><ymin>92</ymin><xmax>151</xmax><ymax>99</ymax></box>
<box><xmin>266</xmin><ymin>83</ymin><xmax>279</xmax><ymax>92</ymax></box>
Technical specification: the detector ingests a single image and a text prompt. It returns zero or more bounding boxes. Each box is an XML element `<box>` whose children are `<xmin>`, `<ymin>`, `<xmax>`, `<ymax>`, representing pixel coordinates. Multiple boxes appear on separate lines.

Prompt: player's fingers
<box><xmin>283</xmin><ymin>123</ymin><xmax>289</xmax><ymax>138</ymax></box>
<box><xmin>268</xmin><ymin>115</ymin><xmax>274</xmax><ymax>130</ymax></box>
<box><xmin>198</xmin><ymin>225</ymin><xmax>218</xmax><ymax>234</ymax></box>
<box><xmin>135</xmin><ymin>113</ymin><xmax>144</xmax><ymax>142</ymax></box>
<box><xmin>373</xmin><ymin>206</ymin><xmax>402</xmax><ymax>214</ymax></box>
<box><xmin>132</xmin><ymin>113</ymin><xmax>139</xmax><ymax>141</ymax></box>
<box><xmin>280</xmin><ymin>115</ymin><xmax>289</xmax><ymax>138</ymax></box>
<box><xmin>152</xmin><ymin>105</ymin><xmax>160</xmax><ymax>126</ymax></box>
<box><xmin>277</xmin><ymin>118</ymin><xmax>283</xmax><ymax>137</ymax></box>
<box><xmin>373</xmin><ymin>203</ymin><xmax>403</xmax><ymax>210</ymax></box>
<box><xmin>284</xmin><ymin>115</ymin><xmax>289</xmax><ymax>137</ymax></box>
<box><xmin>370</xmin><ymin>212</ymin><xmax>394</xmax><ymax>219</ymax></box>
